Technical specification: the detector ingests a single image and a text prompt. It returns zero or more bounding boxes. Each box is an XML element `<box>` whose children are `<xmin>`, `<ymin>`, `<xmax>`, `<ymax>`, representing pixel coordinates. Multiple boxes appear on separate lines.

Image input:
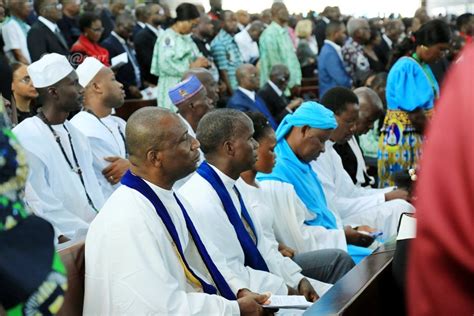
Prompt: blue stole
<box><xmin>121</xmin><ymin>170</ymin><xmax>236</xmax><ymax>300</ymax></box>
<box><xmin>196</xmin><ymin>161</ymin><xmax>270</xmax><ymax>272</ymax></box>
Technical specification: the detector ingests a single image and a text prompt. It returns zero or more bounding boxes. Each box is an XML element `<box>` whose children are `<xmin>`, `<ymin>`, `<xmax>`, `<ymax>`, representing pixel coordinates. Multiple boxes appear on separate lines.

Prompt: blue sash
<box><xmin>196</xmin><ymin>162</ymin><xmax>269</xmax><ymax>272</ymax></box>
<box><xmin>121</xmin><ymin>170</ymin><xmax>236</xmax><ymax>300</ymax></box>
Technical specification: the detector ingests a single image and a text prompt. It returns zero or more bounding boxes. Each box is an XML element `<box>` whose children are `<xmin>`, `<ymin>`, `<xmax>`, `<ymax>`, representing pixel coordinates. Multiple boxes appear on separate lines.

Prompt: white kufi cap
<box><xmin>27</xmin><ymin>53</ymin><xmax>74</xmax><ymax>88</ymax></box>
<box><xmin>76</xmin><ymin>57</ymin><xmax>105</xmax><ymax>88</ymax></box>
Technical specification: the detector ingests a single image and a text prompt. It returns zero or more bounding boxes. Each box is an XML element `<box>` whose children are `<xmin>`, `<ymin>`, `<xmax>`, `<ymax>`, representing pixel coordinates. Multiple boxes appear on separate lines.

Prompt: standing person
<box><xmin>57</xmin><ymin>0</ymin><xmax>81</xmax><ymax>48</ymax></box>
<box><xmin>27</xmin><ymin>0</ymin><xmax>70</xmax><ymax>62</ymax></box>
<box><xmin>374</xmin><ymin>19</ymin><xmax>405</xmax><ymax>69</ymax></box>
<box><xmin>84</xmin><ymin>107</ymin><xmax>270</xmax><ymax>315</ymax></box>
<box><xmin>1</xmin><ymin>0</ymin><xmax>32</xmax><ymax>64</ymax></box>
<box><xmin>378</xmin><ymin>20</ymin><xmax>451</xmax><ymax>187</ymax></box>
<box><xmin>70</xmin><ymin>12</ymin><xmax>110</xmax><ymax>66</ymax></box>
<box><xmin>207</xmin><ymin>0</ymin><xmax>222</xmax><ymax>21</ymax></box>
<box><xmin>407</xmin><ymin>43</ymin><xmax>474</xmax><ymax>316</ymax></box>
<box><xmin>10</xmin><ymin>62</ymin><xmax>38</xmax><ymax>125</ymax></box>
<box><xmin>456</xmin><ymin>13</ymin><xmax>473</xmax><ymax>45</ymax></box>
<box><xmin>318</xmin><ymin>21</ymin><xmax>352</xmax><ymax>98</ymax></box>
<box><xmin>211</xmin><ymin>10</ymin><xmax>242</xmax><ymax>95</ymax></box>
<box><xmin>13</xmin><ymin>53</ymin><xmax>104</xmax><ymax>241</ymax></box>
<box><xmin>364</xmin><ymin>27</ymin><xmax>385</xmax><ymax>73</ymax></box>
<box><xmin>259</xmin><ymin>2</ymin><xmax>301</xmax><ymax>92</ymax></box>
<box><xmin>134</xmin><ymin>3</ymin><xmax>165</xmax><ymax>86</ymax></box>
<box><xmin>150</xmin><ymin>3</ymin><xmax>209</xmax><ymax>112</ymax></box>
<box><xmin>342</xmin><ymin>18</ymin><xmax>371</xmax><ymax>87</ymax></box>
<box><xmin>101</xmin><ymin>13</ymin><xmax>143</xmax><ymax>99</ymax></box>
<box><xmin>295</xmin><ymin>19</ymin><xmax>317</xmax><ymax>78</ymax></box>
<box><xmin>191</xmin><ymin>14</ymin><xmax>219</xmax><ymax>83</ymax></box>
<box><xmin>71</xmin><ymin>57</ymin><xmax>129</xmax><ymax>200</ymax></box>
<box><xmin>234</xmin><ymin>20</ymin><xmax>265</xmax><ymax>65</ymax></box>
<box><xmin>314</xmin><ymin>6</ymin><xmax>341</xmax><ymax>55</ymax></box>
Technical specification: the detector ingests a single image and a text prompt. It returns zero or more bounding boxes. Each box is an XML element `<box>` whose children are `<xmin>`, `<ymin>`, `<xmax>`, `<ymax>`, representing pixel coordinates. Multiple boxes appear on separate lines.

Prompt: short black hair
<box><xmin>196</xmin><ymin>109</ymin><xmax>249</xmax><ymax>155</ymax></box>
<box><xmin>456</xmin><ymin>13</ymin><xmax>473</xmax><ymax>31</ymax></box>
<box><xmin>175</xmin><ymin>3</ymin><xmax>200</xmax><ymax>22</ymax></box>
<box><xmin>320</xmin><ymin>87</ymin><xmax>359</xmax><ymax>115</ymax></box>
<box><xmin>79</xmin><ymin>12</ymin><xmax>101</xmax><ymax>32</ymax></box>
<box><xmin>245</xmin><ymin>111</ymin><xmax>272</xmax><ymax>141</ymax></box>
<box><xmin>326</xmin><ymin>21</ymin><xmax>344</xmax><ymax>37</ymax></box>
<box><xmin>34</xmin><ymin>0</ymin><xmax>48</xmax><ymax>16</ymax></box>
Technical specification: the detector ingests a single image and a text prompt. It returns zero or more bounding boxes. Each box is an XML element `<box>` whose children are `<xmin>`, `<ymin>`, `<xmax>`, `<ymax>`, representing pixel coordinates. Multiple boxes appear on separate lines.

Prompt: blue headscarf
<box><xmin>257</xmin><ymin>101</ymin><xmax>339</xmax><ymax>229</ymax></box>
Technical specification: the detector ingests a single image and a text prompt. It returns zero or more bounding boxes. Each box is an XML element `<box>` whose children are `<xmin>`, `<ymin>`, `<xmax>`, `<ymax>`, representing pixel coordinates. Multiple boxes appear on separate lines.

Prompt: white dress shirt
<box><xmin>234</xmin><ymin>28</ymin><xmax>260</xmax><ymax>63</ymax></box>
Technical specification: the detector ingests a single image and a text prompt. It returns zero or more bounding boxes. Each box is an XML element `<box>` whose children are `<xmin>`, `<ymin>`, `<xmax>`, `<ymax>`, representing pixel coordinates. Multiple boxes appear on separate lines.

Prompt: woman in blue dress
<box><xmin>378</xmin><ymin>20</ymin><xmax>451</xmax><ymax>187</ymax></box>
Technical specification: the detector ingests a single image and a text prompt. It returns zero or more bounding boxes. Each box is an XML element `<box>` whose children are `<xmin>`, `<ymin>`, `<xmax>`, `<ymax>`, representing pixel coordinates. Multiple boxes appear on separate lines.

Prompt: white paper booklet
<box><xmin>263</xmin><ymin>295</ymin><xmax>312</xmax><ymax>310</ymax></box>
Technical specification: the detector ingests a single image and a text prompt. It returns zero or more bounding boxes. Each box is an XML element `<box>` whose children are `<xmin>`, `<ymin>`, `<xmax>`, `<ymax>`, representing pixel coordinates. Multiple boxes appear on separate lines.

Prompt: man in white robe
<box><xmin>313</xmin><ymin>87</ymin><xmax>414</xmax><ymax>238</ymax></box>
<box><xmin>258</xmin><ymin>101</ymin><xmax>377</xmax><ymax>263</ymax></box>
<box><xmin>168</xmin><ymin>75</ymin><xmax>213</xmax><ymax>189</ymax></box>
<box><xmin>84</xmin><ymin>107</ymin><xmax>269</xmax><ymax>315</ymax></box>
<box><xmin>180</xmin><ymin>109</ymin><xmax>326</xmax><ymax>299</ymax></box>
<box><xmin>13</xmin><ymin>53</ymin><xmax>104</xmax><ymax>241</ymax></box>
<box><xmin>71</xmin><ymin>57</ymin><xmax>129</xmax><ymax>199</ymax></box>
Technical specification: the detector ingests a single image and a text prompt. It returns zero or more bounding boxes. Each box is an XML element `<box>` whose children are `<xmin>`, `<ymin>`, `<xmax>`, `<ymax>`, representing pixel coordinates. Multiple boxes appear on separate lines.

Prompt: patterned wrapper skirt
<box><xmin>377</xmin><ymin>109</ymin><xmax>432</xmax><ymax>187</ymax></box>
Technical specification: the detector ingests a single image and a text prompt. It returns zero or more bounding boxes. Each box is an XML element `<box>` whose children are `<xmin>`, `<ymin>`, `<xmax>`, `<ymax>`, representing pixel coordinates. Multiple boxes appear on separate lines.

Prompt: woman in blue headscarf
<box><xmin>378</xmin><ymin>20</ymin><xmax>451</xmax><ymax>187</ymax></box>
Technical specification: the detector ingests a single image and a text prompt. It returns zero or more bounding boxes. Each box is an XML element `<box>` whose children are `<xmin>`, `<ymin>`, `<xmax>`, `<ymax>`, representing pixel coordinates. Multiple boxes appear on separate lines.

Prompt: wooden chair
<box><xmin>57</xmin><ymin>240</ymin><xmax>86</xmax><ymax>316</ymax></box>
<box><xmin>305</xmin><ymin>240</ymin><xmax>404</xmax><ymax>316</ymax></box>
<box><xmin>115</xmin><ymin>99</ymin><xmax>157</xmax><ymax>121</ymax></box>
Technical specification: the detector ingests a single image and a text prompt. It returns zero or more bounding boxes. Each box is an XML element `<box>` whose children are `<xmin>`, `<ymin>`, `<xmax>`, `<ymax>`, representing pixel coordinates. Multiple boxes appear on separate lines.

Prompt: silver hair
<box><xmin>353</xmin><ymin>87</ymin><xmax>383</xmax><ymax>110</ymax></box>
<box><xmin>346</xmin><ymin>18</ymin><xmax>369</xmax><ymax>37</ymax></box>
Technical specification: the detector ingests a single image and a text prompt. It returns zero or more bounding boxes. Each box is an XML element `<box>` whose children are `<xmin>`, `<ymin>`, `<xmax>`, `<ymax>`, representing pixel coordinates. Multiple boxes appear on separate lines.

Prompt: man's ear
<box><xmin>47</xmin><ymin>86</ymin><xmax>59</xmax><ymax>99</ymax></box>
<box><xmin>91</xmin><ymin>81</ymin><xmax>102</xmax><ymax>94</ymax></box>
<box><xmin>147</xmin><ymin>149</ymin><xmax>162</xmax><ymax>168</ymax></box>
<box><xmin>300</xmin><ymin>125</ymin><xmax>311</xmax><ymax>138</ymax></box>
<box><xmin>223</xmin><ymin>139</ymin><xmax>235</xmax><ymax>157</ymax></box>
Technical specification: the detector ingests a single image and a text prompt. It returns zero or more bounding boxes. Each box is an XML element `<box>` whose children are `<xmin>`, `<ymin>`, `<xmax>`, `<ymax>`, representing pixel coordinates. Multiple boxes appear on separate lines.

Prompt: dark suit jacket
<box><xmin>314</xmin><ymin>19</ymin><xmax>327</xmax><ymax>55</ymax></box>
<box><xmin>133</xmin><ymin>27</ymin><xmax>158</xmax><ymax>85</ymax></box>
<box><xmin>333</xmin><ymin>140</ymin><xmax>372</xmax><ymax>187</ymax></box>
<box><xmin>257</xmin><ymin>83</ymin><xmax>290</xmax><ymax>123</ymax></box>
<box><xmin>101</xmin><ymin>34</ymin><xmax>141</xmax><ymax>98</ymax></box>
<box><xmin>374</xmin><ymin>37</ymin><xmax>390</xmax><ymax>70</ymax></box>
<box><xmin>27</xmin><ymin>20</ymin><xmax>70</xmax><ymax>62</ymax></box>
<box><xmin>227</xmin><ymin>89</ymin><xmax>278</xmax><ymax>129</ymax></box>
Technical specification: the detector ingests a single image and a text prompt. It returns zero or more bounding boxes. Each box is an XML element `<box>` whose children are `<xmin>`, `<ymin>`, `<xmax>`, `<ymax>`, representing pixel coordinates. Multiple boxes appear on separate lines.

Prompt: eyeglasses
<box><xmin>91</xmin><ymin>27</ymin><xmax>104</xmax><ymax>32</ymax></box>
<box><xmin>44</xmin><ymin>3</ymin><xmax>62</xmax><ymax>10</ymax></box>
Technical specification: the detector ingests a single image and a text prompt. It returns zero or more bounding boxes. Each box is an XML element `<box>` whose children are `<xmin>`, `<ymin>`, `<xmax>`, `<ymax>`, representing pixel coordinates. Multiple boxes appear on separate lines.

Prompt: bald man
<box><xmin>228</xmin><ymin>64</ymin><xmax>278</xmax><ymax>129</ymax></box>
<box><xmin>84</xmin><ymin>107</ymin><xmax>269</xmax><ymax>315</ymax></box>
<box><xmin>334</xmin><ymin>87</ymin><xmax>383</xmax><ymax>187</ymax></box>
<box><xmin>71</xmin><ymin>57</ymin><xmax>129</xmax><ymax>199</ymax></box>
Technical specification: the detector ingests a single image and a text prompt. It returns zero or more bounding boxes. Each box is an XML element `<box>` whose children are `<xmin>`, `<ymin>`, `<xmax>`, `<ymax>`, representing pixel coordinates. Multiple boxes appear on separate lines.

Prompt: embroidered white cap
<box><xmin>76</xmin><ymin>57</ymin><xmax>105</xmax><ymax>88</ymax></box>
<box><xmin>27</xmin><ymin>53</ymin><xmax>74</xmax><ymax>88</ymax></box>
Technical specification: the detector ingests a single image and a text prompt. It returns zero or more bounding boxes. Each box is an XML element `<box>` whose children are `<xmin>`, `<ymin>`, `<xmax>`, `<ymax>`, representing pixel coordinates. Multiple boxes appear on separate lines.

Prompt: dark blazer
<box><xmin>333</xmin><ymin>140</ymin><xmax>372</xmax><ymax>187</ymax></box>
<box><xmin>258</xmin><ymin>82</ymin><xmax>290</xmax><ymax>123</ymax></box>
<box><xmin>27</xmin><ymin>20</ymin><xmax>70</xmax><ymax>62</ymax></box>
<box><xmin>314</xmin><ymin>19</ymin><xmax>327</xmax><ymax>55</ymax></box>
<box><xmin>374</xmin><ymin>37</ymin><xmax>391</xmax><ymax>70</ymax></box>
<box><xmin>227</xmin><ymin>89</ymin><xmax>278</xmax><ymax>129</ymax></box>
<box><xmin>133</xmin><ymin>27</ymin><xmax>158</xmax><ymax>85</ymax></box>
<box><xmin>101</xmin><ymin>34</ymin><xmax>141</xmax><ymax>98</ymax></box>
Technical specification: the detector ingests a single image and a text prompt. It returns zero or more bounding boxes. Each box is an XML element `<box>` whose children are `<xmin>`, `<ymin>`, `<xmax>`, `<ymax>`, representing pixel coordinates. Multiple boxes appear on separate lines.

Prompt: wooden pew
<box><xmin>305</xmin><ymin>240</ymin><xmax>404</xmax><ymax>316</ymax></box>
<box><xmin>57</xmin><ymin>240</ymin><xmax>86</xmax><ymax>316</ymax></box>
<box><xmin>115</xmin><ymin>99</ymin><xmax>157</xmax><ymax>121</ymax></box>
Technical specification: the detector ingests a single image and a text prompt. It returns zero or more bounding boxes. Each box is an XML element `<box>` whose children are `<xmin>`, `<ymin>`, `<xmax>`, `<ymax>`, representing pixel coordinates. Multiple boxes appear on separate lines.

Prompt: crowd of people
<box><xmin>0</xmin><ymin>0</ymin><xmax>473</xmax><ymax>315</ymax></box>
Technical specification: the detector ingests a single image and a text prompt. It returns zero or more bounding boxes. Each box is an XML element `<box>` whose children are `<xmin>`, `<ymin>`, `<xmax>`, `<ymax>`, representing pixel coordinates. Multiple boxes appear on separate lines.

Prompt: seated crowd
<box><xmin>0</xmin><ymin>0</ymin><xmax>473</xmax><ymax>315</ymax></box>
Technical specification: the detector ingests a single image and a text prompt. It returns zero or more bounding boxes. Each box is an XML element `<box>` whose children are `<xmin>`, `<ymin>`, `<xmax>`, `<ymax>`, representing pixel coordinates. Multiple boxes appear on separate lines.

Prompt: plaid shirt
<box><xmin>211</xmin><ymin>29</ymin><xmax>243</xmax><ymax>90</ymax></box>
<box><xmin>341</xmin><ymin>37</ymin><xmax>370</xmax><ymax>86</ymax></box>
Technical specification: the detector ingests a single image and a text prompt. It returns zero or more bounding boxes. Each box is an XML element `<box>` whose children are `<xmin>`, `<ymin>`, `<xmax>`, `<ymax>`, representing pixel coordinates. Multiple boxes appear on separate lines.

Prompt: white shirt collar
<box><xmin>38</xmin><ymin>16</ymin><xmax>58</xmax><ymax>33</ymax></box>
<box><xmin>267</xmin><ymin>80</ymin><xmax>283</xmax><ymax>96</ymax></box>
<box><xmin>146</xmin><ymin>23</ymin><xmax>162</xmax><ymax>37</ymax></box>
<box><xmin>111</xmin><ymin>31</ymin><xmax>126</xmax><ymax>45</ymax></box>
<box><xmin>137</xmin><ymin>21</ymin><xmax>146</xmax><ymax>29</ymax></box>
<box><xmin>324</xmin><ymin>39</ymin><xmax>343</xmax><ymax>60</ymax></box>
<box><xmin>322</xmin><ymin>16</ymin><xmax>330</xmax><ymax>24</ymax></box>
<box><xmin>238</xmin><ymin>87</ymin><xmax>256</xmax><ymax>102</ymax></box>
<box><xmin>209</xmin><ymin>163</ymin><xmax>237</xmax><ymax>192</ymax></box>
<box><xmin>382</xmin><ymin>33</ymin><xmax>393</xmax><ymax>49</ymax></box>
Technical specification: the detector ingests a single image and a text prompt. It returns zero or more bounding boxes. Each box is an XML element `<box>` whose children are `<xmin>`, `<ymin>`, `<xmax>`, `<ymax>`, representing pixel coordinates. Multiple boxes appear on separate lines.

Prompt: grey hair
<box><xmin>347</xmin><ymin>18</ymin><xmax>369</xmax><ymax>37</ymax></box>
<box><xmin>353</xmin><ymin>87</ymin><xmax>383</xmax><ymax>110</ymax></box>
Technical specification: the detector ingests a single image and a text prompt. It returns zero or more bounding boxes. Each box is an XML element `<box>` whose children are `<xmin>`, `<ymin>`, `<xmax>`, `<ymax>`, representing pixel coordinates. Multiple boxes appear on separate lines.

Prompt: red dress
<box><xmin>407</xmin><ymin>43</ymin><xmax>474</xmax><ymax>315</ymax></box>
<box><xmin>70</xmin><ymin>34</ymin><xmax>110</xmax><ymax>66</ymax></box>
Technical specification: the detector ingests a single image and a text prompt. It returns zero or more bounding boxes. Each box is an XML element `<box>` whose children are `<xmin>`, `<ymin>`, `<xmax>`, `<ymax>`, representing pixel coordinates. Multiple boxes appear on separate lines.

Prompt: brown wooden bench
<box><xmin>57</xmin><ymin>240</ymin><xmax>86</xmax><ymax>316</ymax></box>
<box><xmin>115</xmin><ymin>99</ymin><xmax>157</xmax><ymax>121</ymax></box>
<box><xmin>304</xmin><ymin>240</ymin><xmax>403</xmax><ymax>316</ymax></box>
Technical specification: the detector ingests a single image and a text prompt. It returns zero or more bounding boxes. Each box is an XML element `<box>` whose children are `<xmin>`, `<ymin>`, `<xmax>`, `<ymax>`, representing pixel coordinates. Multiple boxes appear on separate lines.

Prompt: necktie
<box><xmin>54</xmin><ymin>27</ymin><xmax>69</xmax><ymax>49</ymax></box>
<box><xmin>123</xmin><ymin>43</ymin><xmax>142</xmax><ymax>88</ymax></box>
